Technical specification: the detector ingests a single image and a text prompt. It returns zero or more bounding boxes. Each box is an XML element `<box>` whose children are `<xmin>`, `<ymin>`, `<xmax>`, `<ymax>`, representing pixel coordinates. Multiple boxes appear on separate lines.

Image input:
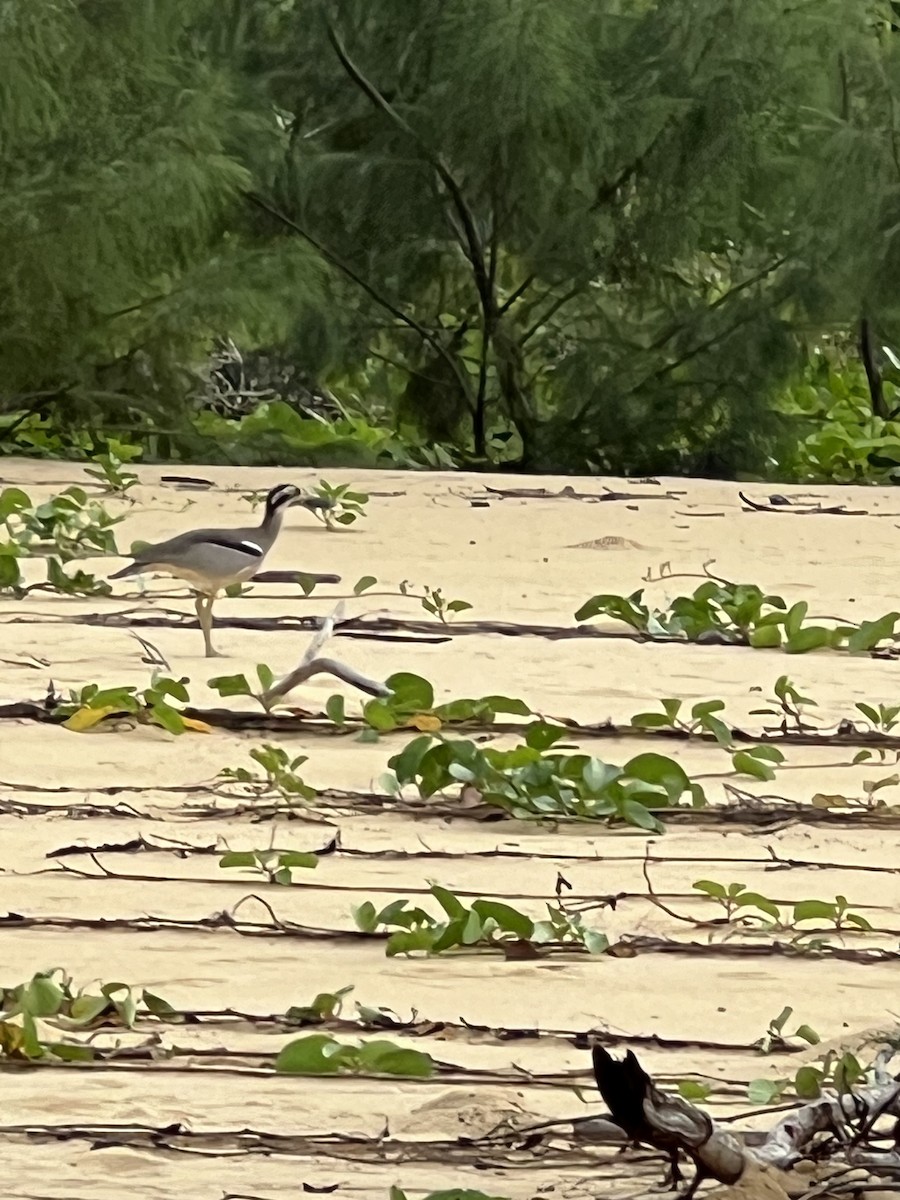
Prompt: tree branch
<box><xmin>591</xmin><ymin>27</ymin><xmax>721</xmax><ymax>210</ymax></box>
<box><xmin>497</xmin><ymin>274</ymin><xmax>536</xmax><ymax>317</ymax></box>
<box><xmin>244</xmin><ymin>191</ymin><xmax>472</xmax><ymax>407</ymax></box>
<box><xmin>520</xmin><ymin>284</ymin><xmax>588</xmax><ymax>347</ymax></box>
<box><xmin>323</xmin><ymin>14</ymin><xmax>496</xmax><ymax>451</ymax></box>
<box><xmin>859</xmin><ymin>314</ymin><xmax>888</xmax><ymax>419</ymax></box>
<box><xmin>323</xmin><ymin>17</ymin><xmax>494</xmax><ymax>321</ymax></box>
<box><xmin>568</xmin><ymin>256</ymin><xmax>792</xmax><ymax>426</ymax></box>
<box><xmin>647</xmin><ymin>256</ymin><xmax>790</xmax><ymax>356</ymax></box>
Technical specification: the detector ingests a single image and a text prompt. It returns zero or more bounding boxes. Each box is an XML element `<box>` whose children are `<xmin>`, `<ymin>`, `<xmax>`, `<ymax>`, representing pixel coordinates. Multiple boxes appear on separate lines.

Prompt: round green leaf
<box><xmin>363</xmin><ymin>699</ymin><xmax>397</xmax><ymax>731</ymax></box>
<box><xmin>748</xmin><ymin>625</ymin><xmax>782</xmax><ymax>648</ymax></box>
<box><xmin>693</xmin><ymin>880</ymin><xmax>727</xmax><ymax>899</ymax></box>
<box><xmin>357</xmin><ymin>1040</ymin><xmax>433</xmax><ymax>1077</ymax></box>
<box><xmin>220</xmin><ymin>851</ymin><xmax>257</xmax><ymax>869</ymax></box>
<box><xmin>619</xmin><ymin>798</ymin><xmax>664</xmax><ymax>832</ymax></box>
<box><xmin>622</xmin><ymin>752</ymin><xmax>690</xmax><ymax>802</ymax></box>
<box><xmin>794</xmin><ymin>1066</ymin><xmax>823</xmax><ymax>1099</ymax></box>
<box><xmin>385</xmin><ymin>672</ymin><xmax>435</xmax><ymax>712</ymax></box>
<box><xmin>784</xmin><ymin>627</ymin><xmax>830</xmax><ymax>654</ymax></box>
<box><xmin>278</xmin><ymin>851</ymin><xmax>319</xmax><ymax>870</ymax></box>
<box><xmin>69</xmin><ymin>994</ymin><xmax>110</xmax><ymax>1025</ymax></box>
<box><xmin>792</xmin><ymin>899</ymin><xmax>837</xmax><ymax>923</ymax></box>
<box><xmin>430</xmin><ymin>884</ymin><xmax>466</xmax><ymax>919</ymax></box>
<box><xmin>22</xmin><ymin>975</ymin><xmax>65</xmax><ymax>1018</ymax></box>
<box><xmin>747</xmin><ymin>1078</ymin><xmax>785</xmax><ymax>1105</ymax></box>
<box><xmin>470</xmin><ymin>900</ymin><xmax>533</xmax><ymax>938</ymax></box>
<box><xmin>275</xmin><ymin>1034</ymin><xmax>342</xmax><ymax>1074</ymax></box>
<box><xmin>388</xmin><ymin>735</ymin><xmax>435</xmax><ymax>783</ymax></box>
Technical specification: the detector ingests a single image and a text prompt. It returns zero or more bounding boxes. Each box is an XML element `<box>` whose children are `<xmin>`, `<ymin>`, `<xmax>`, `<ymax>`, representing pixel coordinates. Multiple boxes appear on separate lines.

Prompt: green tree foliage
<box><xmin>5</xmin><ymin>1</ymin><xmax>900</xmax><ymax>475</ymax></box>
<box><xmin>239</xmin><ymin>0</ymin><xmax>882</xmax><ymax>473</ymax></box>
<box><xmin>0</xmin><ymin>0</ymin><xmax>323</xmax><ymax>437</ymax></box>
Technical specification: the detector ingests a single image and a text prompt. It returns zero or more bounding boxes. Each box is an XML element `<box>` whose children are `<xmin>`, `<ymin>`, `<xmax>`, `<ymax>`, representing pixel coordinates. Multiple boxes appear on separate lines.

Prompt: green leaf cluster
<box><xmin>385</xmin><ymin>724</ymin><xmax>706</xmax><ymax>832</ymax></box>
<box><xmin>354</xmin><ymin>672</ymin><xmax>530</xmax><ymax>735</ymax></box>
<box><xmin>693</xmin><ymin>881</ymin><xmax>873</xmax><ymax>931</ymax></box>
<box><xmin>59</xmin><ymin>674</ymin><xmax>194</xmax><ymax>735</ymax></box>
<box><xmin>219</xmin><ymin>847</ymin><xmax>319</xmax><ymax>885</ymax></box>
<box><xmin>0</xmin><ymin>970</ymin><xmax>173</xmax><ymax>1062</ymax></box>
<box><xmin>275</xmin><ymin>1033</ymin><xmax>432</xmax><ymax>1078</ymax></box>
<box><xmin>577</xmin><ymin>580</ymin><xmax>899</xmax><ymax>655</ymax></box>
<box><xmin>0</xmin><ymin>485</ymin><xmax>120</xmax><ymax>595</ymax></box>
<box><xmin>352</xmin><ymin>884</ymin><xmax>609</xmax><ymax>958</ymax></box>
<box><xmin>218</xmin><ymin>743</ymin><xmax>316</xmax><ymax>804</ymax></box>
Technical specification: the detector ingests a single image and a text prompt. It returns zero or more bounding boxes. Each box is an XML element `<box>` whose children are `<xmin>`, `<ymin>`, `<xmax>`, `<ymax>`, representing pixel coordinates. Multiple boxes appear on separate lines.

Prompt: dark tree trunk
<box><xmin>859</xmin><ymin>315</ymin><xmax>889</xmax><ymax>419</ymax></box>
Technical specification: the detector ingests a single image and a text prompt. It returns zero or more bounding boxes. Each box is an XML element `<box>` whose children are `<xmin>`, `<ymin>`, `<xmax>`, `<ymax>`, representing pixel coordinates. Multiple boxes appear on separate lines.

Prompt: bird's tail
<box><xmin>108</xmin><ymin>561</ymin><xmax>142</xmax><ymax>580</ymax></box>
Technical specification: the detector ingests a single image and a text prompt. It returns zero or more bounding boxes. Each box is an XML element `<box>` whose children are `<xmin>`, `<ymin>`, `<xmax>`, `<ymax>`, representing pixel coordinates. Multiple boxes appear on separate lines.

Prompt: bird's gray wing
<box><xmin>128</xmin><ymin>526</ymin><xmax>267</xmax><ymax>573</ymax></box>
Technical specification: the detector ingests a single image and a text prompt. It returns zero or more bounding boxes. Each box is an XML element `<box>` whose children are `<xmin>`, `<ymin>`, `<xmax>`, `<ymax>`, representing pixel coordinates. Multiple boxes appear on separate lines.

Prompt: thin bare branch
<box><xmin>323</xmin><ymin>17</ymin><xmax>494</xmax><ymax>321</ymax></box>
<box><xmin>245</xmin><ymin>191</ymin><xmax>473</xmax><ymax>407</ymax></box>
<box><xmin>323</xmin><ymin>14</ymin><xmax>496</xmax><ymax>450</ymax></box>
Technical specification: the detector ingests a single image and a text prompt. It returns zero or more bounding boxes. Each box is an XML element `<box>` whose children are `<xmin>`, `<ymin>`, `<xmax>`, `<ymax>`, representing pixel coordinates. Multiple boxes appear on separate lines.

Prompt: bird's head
<box><xmin>266</xmin><ymin>483</ymin><xmax>303</xmax><ymax>513</ymax></box>
<box><xmin>265</xmin><ymin>483</ymin><xmax>335</xmax><ymax>521</ymax></box>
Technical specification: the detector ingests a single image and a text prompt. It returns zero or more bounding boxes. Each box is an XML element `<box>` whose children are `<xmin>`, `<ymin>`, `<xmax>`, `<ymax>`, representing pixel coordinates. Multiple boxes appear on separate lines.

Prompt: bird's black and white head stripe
<box><xmin>265</xmin><ymin>483</ymin><xmax>303</xmax><ymax>518</ymax></box>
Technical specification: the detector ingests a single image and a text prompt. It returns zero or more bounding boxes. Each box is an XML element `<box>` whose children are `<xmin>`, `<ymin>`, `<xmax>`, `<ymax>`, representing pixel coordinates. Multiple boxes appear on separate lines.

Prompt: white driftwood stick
<box><xmin>302</xmin><ymin>602</ymin><xmax>344</xmax><ymax>664</ymax></box>
<box><xmin>267</xmin><ymin>656</ymin><xmax>391</xmax><ymax>701</ymax></box>
<box><xmin>752</xmin><ymin>1080</ymin><xmax>900</xmax><ymax>1170</ymax></box>
<box><xmin>260</xmin><ymin>603</ymin><xmax>391</xmax><ymax>706</ymax></box>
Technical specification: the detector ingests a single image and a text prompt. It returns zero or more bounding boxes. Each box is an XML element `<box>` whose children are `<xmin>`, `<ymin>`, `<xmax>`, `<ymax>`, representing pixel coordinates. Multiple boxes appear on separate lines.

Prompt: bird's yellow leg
<box><xmin>195</xmin><ymin>593</ymin><xmax>224</xmax><ymax>658</ymax></box>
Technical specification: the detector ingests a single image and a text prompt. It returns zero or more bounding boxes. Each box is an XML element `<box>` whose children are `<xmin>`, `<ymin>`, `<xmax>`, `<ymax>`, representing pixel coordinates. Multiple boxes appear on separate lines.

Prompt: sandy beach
<box><xmin>1</xmin><ymin>460</ymin><xmax>898</xmax><ymax>1199</ymax></box>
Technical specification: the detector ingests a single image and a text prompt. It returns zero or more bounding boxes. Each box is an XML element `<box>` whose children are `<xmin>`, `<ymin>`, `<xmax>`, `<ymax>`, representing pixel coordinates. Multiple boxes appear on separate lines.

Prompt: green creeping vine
<box><xmin>576</xmin><ymin>578</ymin><xmax>899</xmax><ymax>655</ymax></box>
<box><xmin>275</xmin><ymin>1033</ymin><xmax>431</xmax><ymax>1077</ymax></box>
<box><xmin>0</xmin><ymin>484</ymin><xmax>121</xmax><ymax>595</ymax></box>
<box><xmin>692</xmin><ymin>881</ymin><xmax>873</xmax><ymax>932</ymax></box>
<box><xmin>353</xmin><ymin>884</ymin><xmax>610</xmax><ymax>957</ymax></box>
<box><xmin>384</xmin><ymin>720</ymin><xmax>706</xmax><ymax>832</ymax></box>
<box><xmin>0</xmin><ymin>970</ymin><xmax>174</xmax><ymax>1061</ymax></box>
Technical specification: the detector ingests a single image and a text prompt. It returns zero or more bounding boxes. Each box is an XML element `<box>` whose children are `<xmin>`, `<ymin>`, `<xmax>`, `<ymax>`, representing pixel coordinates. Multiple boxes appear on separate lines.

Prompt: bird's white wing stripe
<box><xmin>237</xmin><ymin>539</ymin><xmax>264</xmax><ymax>556</ymax></box>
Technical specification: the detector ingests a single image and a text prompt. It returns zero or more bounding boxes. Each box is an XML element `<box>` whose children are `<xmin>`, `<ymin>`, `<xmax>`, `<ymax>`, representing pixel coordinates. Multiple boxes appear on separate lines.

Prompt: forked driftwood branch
<box><xmin>259</xmin><ymin>602</ymin><xmax>390</xmax><ymax>707</ymax></box>
<box><xmin>592</xmin><ymin>1046</ymin><xmax>900</xmax><ymax>1196</ymax></box>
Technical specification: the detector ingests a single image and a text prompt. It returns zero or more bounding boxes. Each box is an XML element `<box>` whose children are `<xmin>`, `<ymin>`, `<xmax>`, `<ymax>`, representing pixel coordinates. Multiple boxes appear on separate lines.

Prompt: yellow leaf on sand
<box><xmin>0</xmin><ymin>1020</ymin><xmax>26</xmax><ymax>1058</ymax></box>
<box><xmin>181</xmin><ymin>716</ymin><xmax>213</xmax><ymax>734</ymax></box>
<box><xmin>408</xmin><ymin>713</ymin><xmax>442</xmax><ymax>733</ymax></box>
<box><xmin>63</xmin><ymin>705</ymin><xmax>117</xmax><ymax>732</ymax></box>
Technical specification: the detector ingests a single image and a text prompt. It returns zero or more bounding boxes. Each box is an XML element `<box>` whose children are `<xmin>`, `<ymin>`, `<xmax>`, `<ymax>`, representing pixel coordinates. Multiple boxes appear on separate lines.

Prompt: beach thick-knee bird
<box><xmin>109</xmin><ymin>483</ymin><xmax>327</xmax><ymax>657</ymax></box>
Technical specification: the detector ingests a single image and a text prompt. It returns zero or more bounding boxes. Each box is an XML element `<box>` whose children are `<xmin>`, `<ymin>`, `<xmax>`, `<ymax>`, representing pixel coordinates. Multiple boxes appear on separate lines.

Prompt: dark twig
<box><xmin>245</xmin><ymin>191</ymin><xmax>473</xmax><ymax>409</ymax></box>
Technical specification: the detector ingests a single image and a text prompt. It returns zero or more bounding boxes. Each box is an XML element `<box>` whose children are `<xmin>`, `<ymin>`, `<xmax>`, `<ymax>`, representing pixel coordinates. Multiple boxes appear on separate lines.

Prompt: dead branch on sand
<box><xmin>591</xmin><ymin>1045</ymin><xmax>900</xmax><ymax>1198</ymax></box>
<box><xmin>258</xmin><ymin>602</ymin><xmax>390</xmax><ymax>707</ymax></box>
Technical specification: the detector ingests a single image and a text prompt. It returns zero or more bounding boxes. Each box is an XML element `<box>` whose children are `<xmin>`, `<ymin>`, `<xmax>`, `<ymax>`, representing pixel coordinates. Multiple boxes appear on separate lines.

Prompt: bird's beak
<box><xmin>291</xmin><ymin>494</ymin><xmax>335</xmax><ymax>512</ymax></box>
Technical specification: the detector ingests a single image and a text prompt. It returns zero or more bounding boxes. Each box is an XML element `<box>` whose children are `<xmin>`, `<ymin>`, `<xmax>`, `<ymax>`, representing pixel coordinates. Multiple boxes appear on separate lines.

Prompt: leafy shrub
<box><xmin>777</xmin><ymin>356</ymin><xmax>900</xmax><ymax>483</ymax></box>
<box><xmin>0</xmin><ymin>485</ymin><xmax>121</xmax><ymax>594</ymax></box>
<box><xmin>576</xmin><ymin>579</ymin><xmax>899</xmax><ymax>654</ymax></box>
<box><xmin>353</xmin><ymin>884</ymin><xmax>609</xmax><ymax>957</ymax></box>
<box><xmin>384</xmin><ymin>721</ymin><xmax>706</xmax><ymax>831</ymax></box>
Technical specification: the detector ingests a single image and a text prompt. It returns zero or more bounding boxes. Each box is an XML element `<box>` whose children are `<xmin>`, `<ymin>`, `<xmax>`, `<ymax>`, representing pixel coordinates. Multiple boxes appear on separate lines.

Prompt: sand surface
<box><xmin>1</xmin><ymin>461</ymin><xmax>899</xmax><ymax>1199</ymax></box>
